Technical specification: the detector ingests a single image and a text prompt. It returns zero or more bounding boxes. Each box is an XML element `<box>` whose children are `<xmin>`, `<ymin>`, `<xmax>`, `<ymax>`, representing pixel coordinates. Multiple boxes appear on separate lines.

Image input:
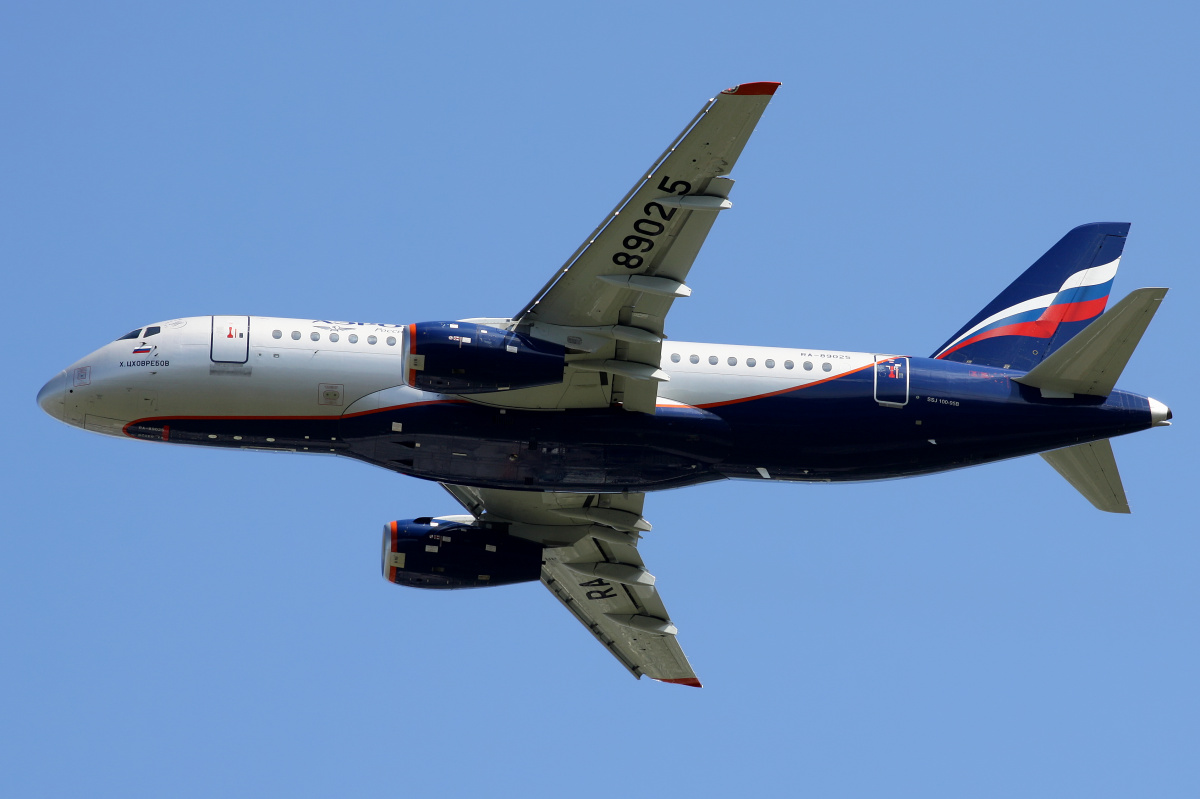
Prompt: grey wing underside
<box><xmin>504</xmin><ymin>84</ymin><xmax>778</xmax><ymax>414</ymax></box>
<box><xmin>441</xmin><ymin>483</ymin><xmax>701</xmax><ymax>686</ymax></box>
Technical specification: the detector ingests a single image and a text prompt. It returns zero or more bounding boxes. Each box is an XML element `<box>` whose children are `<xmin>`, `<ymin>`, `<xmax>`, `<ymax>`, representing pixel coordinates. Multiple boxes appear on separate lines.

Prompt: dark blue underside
<box><xmin>125</xmin><ymin>358</ymin><xmax>1153</xmax><ymax>492</ymax></box>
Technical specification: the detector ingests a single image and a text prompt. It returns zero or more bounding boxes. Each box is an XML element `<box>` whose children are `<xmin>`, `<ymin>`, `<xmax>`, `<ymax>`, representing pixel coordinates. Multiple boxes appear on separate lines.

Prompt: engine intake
<box><xmin>403</xmin><ymin>321</ymin><xmax>565</xmax><ymax>394</ymax></box>
<box><xmin>381</xmin><ymin>517</ymin><xmax>544</xmax><ymax>589</ymax></box>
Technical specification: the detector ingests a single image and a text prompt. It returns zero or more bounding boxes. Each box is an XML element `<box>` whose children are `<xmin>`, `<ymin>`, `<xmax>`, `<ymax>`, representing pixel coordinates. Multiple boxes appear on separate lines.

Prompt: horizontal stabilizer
<box><xmin>1014</xmin><ymin>288</ymin><xmax>1167</xmax><ymax>397</ymax></box>
<box><xmin>1040</xmin><ymin>439</ymin><xmax>1130</xmax><ymax>513</ymax></box>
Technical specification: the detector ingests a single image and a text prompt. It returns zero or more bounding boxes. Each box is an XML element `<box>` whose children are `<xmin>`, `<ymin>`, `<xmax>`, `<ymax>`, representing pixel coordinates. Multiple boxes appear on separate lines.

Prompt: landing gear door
<box><xmin>873</xmin><ymin>355</ymin><xmax>909</xmax><ymax>407</ymax></box>
<box><xmin>211</xmin><ymin>316</ymin><xmax>250</xmax><ymax>364</ymax></box>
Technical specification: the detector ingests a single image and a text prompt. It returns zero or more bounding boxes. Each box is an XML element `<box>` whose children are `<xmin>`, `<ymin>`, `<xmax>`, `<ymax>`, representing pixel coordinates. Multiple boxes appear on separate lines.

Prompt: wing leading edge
<box><xmin>441</xmin><ymin>483</ymin><xmax>700</xmax><ymax>686</ymax></box>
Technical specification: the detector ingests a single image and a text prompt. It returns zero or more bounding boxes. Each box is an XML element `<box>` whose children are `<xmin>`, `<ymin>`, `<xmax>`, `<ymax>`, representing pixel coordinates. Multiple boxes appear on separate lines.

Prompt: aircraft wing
<box><xmin>442</xmin><ymin>483</ymin><xmax>701</xmax><ymax>686</ymax></box>
<box><xmin>513</xmin><ymin>82</ymin><xmax>780</xmax><ymax>413</ymax></box>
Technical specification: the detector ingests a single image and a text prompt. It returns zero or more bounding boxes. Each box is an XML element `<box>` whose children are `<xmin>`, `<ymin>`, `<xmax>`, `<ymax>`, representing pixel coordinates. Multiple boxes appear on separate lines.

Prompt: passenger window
<box><xmin>747</xmin><ymin>358</ymin><xmax>756</xmax><ymax>367</ymax></box>
<box><xmin>708</xmin><ymin>356</ymin><xmax>718</xmax><ymax>365</ymax></box>
<box><xmin>804</xmin><ymin>361</ymin><xmax>813</xmax><ymax>371</ymax></box>
<box><xmin>670</xmin><ymin>353</ymin><xmax>680</xmax><ymax>363</ymax></box>
<box><xmin>387</xmin><ymin>336</ymin><xmax>397</xmax><ymax>346</ymax></box>
<box><xmin>690</xmin><ymin>355</ymin><xmax>699</xmax><ymax>364</ymax></box>
<box><xmin>330</xmin><ymin>333</ymin><xmax>340</xmax><ymax>342</ymax></box>
<box><xmin>143</xmin><ymin>326</ymin><xmax>161</xmax><ymax>337</ymax></box>
<box><xmin>368</xmin><ymin>335</ymin><xmax>378</xmax><ymax>345</ymax></box>
<box><xmin>727</xmin><ymin>356</ymin><xmax>737</xmax><ymax>366</ymax></box>
<box><xmin>310</xmin><ymin>332</ymin><xmax>321</xmax><ymax>341</ymax></box>
<box><xmin>291</xmin><ymin>331</ymin><xmax>301</xmax><ymax>340</ymax></box>
<box><xmin>349</xmin><ymin>334</ymin><xmax>358</xmax><ymax>344</ymax></box>
<box><xmin>272</xmin><ymin>330</ymin><xmax>282</xmax><ymax>339</ymax></box>
<box><xmin>116</xmin><ymin>329</ymin><xmax>142</xmax><ymax>341</ymax></box>
<box><xmin>784</xmin><ymin>360</ymin><xmax>794</xmax><ymax>369</ymax></box>
<box><xmin>822</xmin><ymin>362</ymin><xmax>832</xmax><ymax>372</ymax></box>
<box><xmin>765</xmin><ymin>359</ymin><xmax>775</xmax><ymax>368</ymax></box>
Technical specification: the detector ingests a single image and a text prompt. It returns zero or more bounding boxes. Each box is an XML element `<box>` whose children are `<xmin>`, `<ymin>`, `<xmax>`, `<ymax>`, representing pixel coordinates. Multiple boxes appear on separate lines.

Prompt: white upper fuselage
<box><xmin>38</xmin><ymin>315</ymin><xmax>878</xmax><ymax>435</ymax></box>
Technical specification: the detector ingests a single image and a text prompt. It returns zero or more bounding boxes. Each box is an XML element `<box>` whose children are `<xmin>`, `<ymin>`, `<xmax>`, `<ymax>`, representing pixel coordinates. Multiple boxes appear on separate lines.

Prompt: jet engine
<box><xmin>381</xmin><ymin>517</ymin><xmax>544</xmax><ymax>589</ymax></box>
<box><xmin>403</xmin><ymin>321</ymin><xmax>565</xmax><ymax>394</ymax></box>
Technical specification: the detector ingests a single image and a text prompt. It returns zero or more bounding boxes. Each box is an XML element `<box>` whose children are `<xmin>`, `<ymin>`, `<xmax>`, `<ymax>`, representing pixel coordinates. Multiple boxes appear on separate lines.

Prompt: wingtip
<box><xmin>722</xmin><ymin>81</ymin><xmax>781</xmax><ymax>96</ymax></box>
<box><xmin>658</xmin><ymin>677</ymin><xmax>703</xmax><ymax>687</ymax></box>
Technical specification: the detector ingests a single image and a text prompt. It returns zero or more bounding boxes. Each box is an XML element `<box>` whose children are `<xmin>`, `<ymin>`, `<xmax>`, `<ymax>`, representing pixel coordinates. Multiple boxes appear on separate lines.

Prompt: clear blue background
<box><xmin>4</xmin><ymin>2</ymin><xmax>1196</xmax><ymax>796</ymax></box>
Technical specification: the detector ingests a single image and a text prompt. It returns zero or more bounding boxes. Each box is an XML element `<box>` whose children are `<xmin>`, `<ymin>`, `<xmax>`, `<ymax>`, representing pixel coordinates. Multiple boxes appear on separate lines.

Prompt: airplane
<box><xmin>36</xmin><ymin>81</ymin><xmax>1172</xmax><ymax>687</ymax></box>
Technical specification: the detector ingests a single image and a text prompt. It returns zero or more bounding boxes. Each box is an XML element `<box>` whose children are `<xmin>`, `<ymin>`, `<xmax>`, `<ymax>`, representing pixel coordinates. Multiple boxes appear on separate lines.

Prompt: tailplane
<box><xmin>1014</xmin><ymin>287</ymin><xmax>1168</xmax><ymax>398</ymax></box>
<box><xmin>1019</xmin><ymin>286</ymin><xmax>1169</xmax><ymax>515</ymax></box>
<box><xmin>932</xmin><ymin>222</ymin><xmax>1128</xmax><ymax>370</ymax></box>
<box><xmin>1041</xmin><ymin>439</ymin><xmax>1130</xmax><ymax>514</ymax></box>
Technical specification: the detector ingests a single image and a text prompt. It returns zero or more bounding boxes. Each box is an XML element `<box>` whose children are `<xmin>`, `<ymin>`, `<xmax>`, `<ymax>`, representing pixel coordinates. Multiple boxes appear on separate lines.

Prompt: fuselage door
<box><xmin>873</xmin><ymin>355</ymin><xmax>909</xmax><ymax>407</ymax></box>
<box><xmin>211</xmin><ymin>316</ymin><xmax>250</xmax><ymax>364</ymax></box>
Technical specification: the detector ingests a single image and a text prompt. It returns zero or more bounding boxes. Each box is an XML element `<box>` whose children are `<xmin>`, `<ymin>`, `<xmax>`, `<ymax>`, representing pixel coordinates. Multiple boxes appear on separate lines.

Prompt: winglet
<box><xmin>657</xmin><ymin>677</ymin><xmax>703</xmax><ymax>688</ymax></box>
<box><xmin>722</xmin><ymin>81</ymin><xmax>781</xmax><ymax>96</ymax></box>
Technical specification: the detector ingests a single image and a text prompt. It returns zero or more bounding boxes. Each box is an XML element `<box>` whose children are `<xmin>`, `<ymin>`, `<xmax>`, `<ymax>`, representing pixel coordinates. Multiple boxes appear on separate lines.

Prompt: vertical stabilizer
<box><xmin>1040</xmin><ymin>439</ymin><xmax>1130</xmax><ymax>514</ymax></box>
<box><xmin>932</xmin><ymin>223</ymin><xmax>1128</xmax><ymax>371</ymax></box>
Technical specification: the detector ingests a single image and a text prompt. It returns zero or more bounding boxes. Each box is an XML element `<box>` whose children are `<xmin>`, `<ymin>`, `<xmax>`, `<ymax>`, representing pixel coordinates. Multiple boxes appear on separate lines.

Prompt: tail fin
<box><xmin>931</xmin><ymin>222</ymin><xmax>1129</xmax><ymax>370</ymax></box>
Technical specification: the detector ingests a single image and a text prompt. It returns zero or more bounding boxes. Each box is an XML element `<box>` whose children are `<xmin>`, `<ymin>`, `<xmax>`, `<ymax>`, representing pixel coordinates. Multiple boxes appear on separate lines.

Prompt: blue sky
<box><xmin>4</xmin><ymin>2</ymin><xmax>1197</xmax><ymax>796</ymax></box>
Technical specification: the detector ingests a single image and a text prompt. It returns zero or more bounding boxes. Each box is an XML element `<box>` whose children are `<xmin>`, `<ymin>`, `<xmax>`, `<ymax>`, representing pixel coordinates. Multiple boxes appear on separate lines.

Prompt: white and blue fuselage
<box><xmin>37</xmin><ymin>315</ymin><xmax>1167</xmax><ymax>493</ymax></box>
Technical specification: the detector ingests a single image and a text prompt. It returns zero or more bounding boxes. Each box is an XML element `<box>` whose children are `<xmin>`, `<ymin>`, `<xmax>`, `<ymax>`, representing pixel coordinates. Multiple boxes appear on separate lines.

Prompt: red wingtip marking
<box><xmin>722</xmin><ymin>81</ymin><xmax>781</xmax><ymax>96</ymax></box>
<box><xmin>659</xmin><ymin>677</ymin><xmax>703</xmax><ymax>688</ymax></box>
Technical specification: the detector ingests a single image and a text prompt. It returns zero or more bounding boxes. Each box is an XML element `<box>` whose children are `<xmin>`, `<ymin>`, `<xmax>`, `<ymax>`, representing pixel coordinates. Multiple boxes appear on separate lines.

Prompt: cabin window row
<box><xmin>669</xmin><ymin>352</ymin><xmax>833</xmax><ymax>372</ymax></box>
<box><xmin>271</xmin><ymin>329</ymin><xmax>397</xmax><ymax>346</ymax></box>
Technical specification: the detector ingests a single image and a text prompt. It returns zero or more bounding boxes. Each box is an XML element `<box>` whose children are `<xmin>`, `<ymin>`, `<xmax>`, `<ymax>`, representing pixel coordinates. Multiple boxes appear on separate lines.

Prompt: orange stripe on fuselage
<box><xmin>693</xmin><ymin>360</ymin><xmax>879</xmax><ymax>409</ymax></box>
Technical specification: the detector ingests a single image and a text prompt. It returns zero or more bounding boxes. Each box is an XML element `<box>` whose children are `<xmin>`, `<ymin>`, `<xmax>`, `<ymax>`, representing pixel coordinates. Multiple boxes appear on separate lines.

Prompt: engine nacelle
<box><xmin>403</xmin><ymin>321</ymin><xmax>565</xmax><ymax>394</ymax></box>
<box><xmin>381</xmin><ymin>517</ymin><xmax>544</xmax><ymax>589</ymax></box>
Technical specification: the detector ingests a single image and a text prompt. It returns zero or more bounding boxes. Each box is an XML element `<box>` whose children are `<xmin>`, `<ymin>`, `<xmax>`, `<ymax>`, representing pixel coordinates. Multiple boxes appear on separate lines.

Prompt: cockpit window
<box><xmin>116</xmin><ymin>329</ymin><xmax>143</xmax><ymax>341</ymax></box>
<box><xmin>143</xmin><ymin>326</ymin><xmax>161</xmax><ymax>337</ymax></box>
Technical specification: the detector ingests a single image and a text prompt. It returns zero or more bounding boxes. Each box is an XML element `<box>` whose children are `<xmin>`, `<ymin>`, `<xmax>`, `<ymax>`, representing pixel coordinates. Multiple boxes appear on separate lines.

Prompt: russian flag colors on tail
<box><xmin>932</xmin><ymin>222</ymin><xmax>1128</xmax><ymax>371</ymax></box>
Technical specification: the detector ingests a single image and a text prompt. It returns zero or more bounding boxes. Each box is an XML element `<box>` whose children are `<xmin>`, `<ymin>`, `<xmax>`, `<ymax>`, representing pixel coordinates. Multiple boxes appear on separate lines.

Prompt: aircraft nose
<box><xmin>37</xmin><ymin>371</ymin><xmax>68</xmax><ymax>421</ymax></box>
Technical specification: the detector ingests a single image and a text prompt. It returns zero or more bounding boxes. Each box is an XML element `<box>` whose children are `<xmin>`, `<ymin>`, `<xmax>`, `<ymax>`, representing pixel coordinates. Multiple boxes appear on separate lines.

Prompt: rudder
<box><xmin>931</xmin><ymin>222</ymin><xmax>1128</xmax><ymax>371</ymax></box>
